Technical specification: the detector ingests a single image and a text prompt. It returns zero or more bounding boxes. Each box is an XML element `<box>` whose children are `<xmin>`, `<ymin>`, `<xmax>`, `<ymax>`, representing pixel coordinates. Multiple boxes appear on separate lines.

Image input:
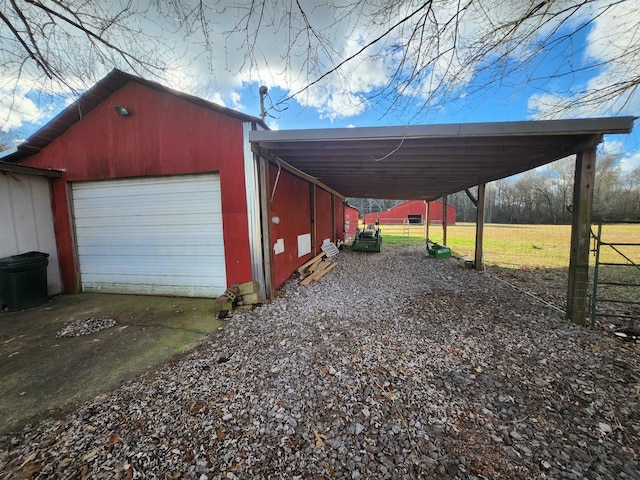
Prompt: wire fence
<box><xmin>376</xmin><ymin>221</ymin><xmax>640</xmax><ymax>269</ymax></box>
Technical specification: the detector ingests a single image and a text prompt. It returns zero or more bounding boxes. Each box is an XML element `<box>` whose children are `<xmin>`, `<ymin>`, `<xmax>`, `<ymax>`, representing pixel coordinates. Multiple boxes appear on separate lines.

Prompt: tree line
<box><xmin>350</xmin><ymin>156</ymin><xmax>640</xmax><ymax>224</ymax></box>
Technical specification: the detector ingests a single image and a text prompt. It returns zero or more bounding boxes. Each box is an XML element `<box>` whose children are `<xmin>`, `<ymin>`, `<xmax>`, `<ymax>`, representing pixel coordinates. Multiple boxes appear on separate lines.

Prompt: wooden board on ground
<box><xmin>300</xmin><ymin>260</ymin><xmax>336</xmax><ymax>286</ymax></box>
<box><xmin>296</xmin><ymin>252</ymin><xmax>326</xmax><ymax>274</ymax></box>
<box><xmin>306</xmin><ymin>257</ymin><xmax>325</xmax><ymax>275</ymax></box>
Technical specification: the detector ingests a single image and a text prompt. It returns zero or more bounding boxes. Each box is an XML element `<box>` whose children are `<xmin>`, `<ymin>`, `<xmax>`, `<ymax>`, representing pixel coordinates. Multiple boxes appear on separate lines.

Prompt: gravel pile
<box><xmin>1</xmin><ymin>246</ymin><xmax>639</xmax><ymax>479</ymax></box>
<box><xmin>56</xmin><ymin>316</ymin><xmax>118</xmax><ymax>338</ymax></box>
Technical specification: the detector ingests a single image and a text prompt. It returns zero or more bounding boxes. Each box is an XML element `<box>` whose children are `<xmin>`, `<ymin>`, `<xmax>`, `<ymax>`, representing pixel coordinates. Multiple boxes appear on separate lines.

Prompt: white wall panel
<box><xmin>72</xmin><ymin>174</ymin><xmax>227</xmax><ymax>297</ymax></box>
<box><xmin>0</xmin><ymin>173</ymin><xmax>62</xmax><ymax>295</ymax></box>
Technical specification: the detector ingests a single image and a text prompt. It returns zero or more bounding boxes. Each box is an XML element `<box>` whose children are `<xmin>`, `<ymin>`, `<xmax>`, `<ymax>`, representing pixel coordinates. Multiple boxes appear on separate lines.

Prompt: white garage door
<box><xmin>72</xmin><ymin>174</ymin><xmax>227</xmax><ymax>297</ymax></box>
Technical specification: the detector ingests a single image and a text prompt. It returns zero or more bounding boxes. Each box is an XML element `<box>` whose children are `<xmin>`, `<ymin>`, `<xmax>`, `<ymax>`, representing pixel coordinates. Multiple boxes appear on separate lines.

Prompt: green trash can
<box><xmin>0</xmin><ymin>252</ymin><xmax>49</xmax><ymax>311</ymax></box>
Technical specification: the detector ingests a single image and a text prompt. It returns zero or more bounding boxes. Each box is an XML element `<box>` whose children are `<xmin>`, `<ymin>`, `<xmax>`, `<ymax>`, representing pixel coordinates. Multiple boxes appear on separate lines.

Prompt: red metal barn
<box><xmin>267</xmin><ymin>166</ymin><xmax>345</xmax><ymax>289</ymax></box>
<box><xmin>344</xmin><ymin>205</ymin><xmax>359</xmax><ymax>243</ymax></box>
<box><xmin>363</xmin><ymin>200</ymin><xmax>456</xmax><ymax>225</ymax></box>
<box><xmin>5</xmin><ymin>70</ymin><xmax>345</xmax><ymax>298</ymax></box>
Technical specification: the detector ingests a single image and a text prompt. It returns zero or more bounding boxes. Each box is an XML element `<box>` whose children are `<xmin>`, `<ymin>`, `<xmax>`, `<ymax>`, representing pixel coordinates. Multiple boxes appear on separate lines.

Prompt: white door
<box><xmin>72</xmin><ymin>174</ymin><xmax>227</xmax><ymax>297</ymax></box>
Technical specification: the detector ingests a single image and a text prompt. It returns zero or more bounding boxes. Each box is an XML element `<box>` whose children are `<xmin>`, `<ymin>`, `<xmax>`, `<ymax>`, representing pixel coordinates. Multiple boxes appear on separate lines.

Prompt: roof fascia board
<box><xmin>251</xmin><ymin>144</ymin><xmax>346</xmax><ymax>200</ymax></box>
<box><xmin>0</xmin><ymin>161</ymin><xmax>63</xmax><ymax>177</ymax></box>
<box><xmin>249</xmin><ymin>117</ymin><xmax>635</xmax><ymax>143</ymax></box>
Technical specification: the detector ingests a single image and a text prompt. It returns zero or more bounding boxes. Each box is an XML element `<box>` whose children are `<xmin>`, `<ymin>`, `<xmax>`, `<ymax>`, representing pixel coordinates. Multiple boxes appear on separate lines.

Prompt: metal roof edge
<box><xmin>0</xmin><ymin>147</ymin><xmax>18</xmax><ymax>160</ymax></box>
<box><xmin>0</xmin><ymin>160</ymin><xmax>63</xmax><ymax>177</ymax></box>
<box><xmin>249</xmin><ymin>117</ymin><xmax>635</xmax><ymax>143</ymax></box>
<box><xmin>4</xmin><ymin>69</ymin><xmax>269</xmax><ymax>163</ymax></box>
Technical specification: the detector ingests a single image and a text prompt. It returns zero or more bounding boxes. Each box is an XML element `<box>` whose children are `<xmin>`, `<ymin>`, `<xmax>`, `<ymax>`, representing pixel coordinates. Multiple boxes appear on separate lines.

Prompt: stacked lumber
<box><xmin>297</xmin><ymin>251</ymin><xmax>338</xmax><ymax>286</ymax></box>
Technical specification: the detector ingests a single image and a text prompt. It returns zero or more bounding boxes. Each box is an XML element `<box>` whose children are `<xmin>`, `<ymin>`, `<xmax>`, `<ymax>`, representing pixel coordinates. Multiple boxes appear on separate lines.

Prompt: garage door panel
<box><xmin>78</xmin><ymin>255</ymin><xmax>226</xmax><ymax>275</ymax></box>
<box><xmin>73</xmin><ymin>192</ymin><xmax>221</xmax><ymax>215</ymax></box>
<box><xmin>82</xmin><ymin>272</ymin><xmax>226</xmax><ymax>286</ymax></box>
<box><xmin>74</xmin><ymin>213</ymin><xmax>223</xmax><ymax>228</ymax></box>
<box><xmin>81</xmin><ymin>280</ymin><xmax>224</xmax><ymax>297</ymax></box>
<box><xmin>74</xmin><ymin>225</ymin><xmax>222</xmax><ymax>242</ymax></box>
<box><xmin>72</xmin><ymin>174</ymin><xmax>227</xmax><ymax>297</ymax></box>
<box><xmin>73</xmin><ymin>176</ymin><xmax>219</xmax><ymax>197</ymax></box>
<box><xmin>77</xmin><ymin>242</ymin><xmax>224</xmax><ymax>257</ymax></box>
<box><xmin>75</xmin><ymin>237</ymin><xmax>224</xmax><ymax>249</ymax></box>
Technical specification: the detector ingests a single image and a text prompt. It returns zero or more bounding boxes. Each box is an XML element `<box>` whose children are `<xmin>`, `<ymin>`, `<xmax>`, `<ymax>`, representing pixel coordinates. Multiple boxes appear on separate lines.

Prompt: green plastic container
<box><xmin>0</xmin><ymin>252</ymin><xmax>49</xmax><ymax>311</ymax></box>
<box><xmin>426</xmin><ymin>241</ymin><xmax>451</xmax><ymax>259</ymax></box>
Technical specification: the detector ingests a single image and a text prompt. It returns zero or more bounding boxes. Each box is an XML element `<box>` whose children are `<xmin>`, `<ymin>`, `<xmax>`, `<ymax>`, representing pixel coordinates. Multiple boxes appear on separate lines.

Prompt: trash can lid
<box><xmin>0</xmin><ymin>251</ymin><xmax>49</xmax><ymax>270</ymax></box>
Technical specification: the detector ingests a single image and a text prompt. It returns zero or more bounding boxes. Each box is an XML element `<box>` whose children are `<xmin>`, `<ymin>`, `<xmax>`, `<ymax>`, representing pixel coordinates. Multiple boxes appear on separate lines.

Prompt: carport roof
<box><xmin>249</xmin><ymin>117</ymin><xmax>635</xmax><ymax>201</ymax></box>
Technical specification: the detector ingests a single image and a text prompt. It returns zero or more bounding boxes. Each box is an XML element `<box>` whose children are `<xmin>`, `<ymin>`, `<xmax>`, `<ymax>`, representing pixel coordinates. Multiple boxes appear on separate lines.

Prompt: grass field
<box><xmin>378</xmin><ymin>222</ymin><xmax>640</xmax><ymax>269</ymax></box>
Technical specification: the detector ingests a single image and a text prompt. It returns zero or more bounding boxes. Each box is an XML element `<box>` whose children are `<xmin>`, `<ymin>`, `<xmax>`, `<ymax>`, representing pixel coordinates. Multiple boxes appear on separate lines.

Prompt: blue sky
<box><xmin>2</xmin><ymin>1</ymin><xmax>639</xmax><ymax>172</ymax></box>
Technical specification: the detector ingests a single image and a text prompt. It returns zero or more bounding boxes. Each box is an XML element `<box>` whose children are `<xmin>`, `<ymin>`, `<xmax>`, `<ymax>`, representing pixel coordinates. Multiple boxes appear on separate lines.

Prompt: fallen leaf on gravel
<box><xmin>57</xmin><ymin>457</ymin><xmax>73</xmax><ymax>470</ymax></box>
<box><xmin>82</xmin><ymin>447</ymin><xmax>100</xmax><ymax>462</ymax></box>
<box><xmin>12</xmin><ymin>462</ymin><xmax>43</xmax><ymax>480</ymax></box>
<box><xmin>189</xmin><ymin>400</ymin><xmax>208</xmax><ymax>414</ymax></box>
<box><xmin>18</xmin><ymin>451</ymin><xmax>37</xmax><ymax>469</ymax></box>
<box><xmin>447</xmin><ymin>348</ymin><xmax>460</xmax><ymax>355</ymax></box>
<box><xmin>226</xmin><ymin>459</ymin><xmax>245</xmax><ymax>472</ymax></box>
<box><xmin>313</xmin><ymin>428</ymin><xmax>328</xmax><ymax>447</ymax></box>
<box><xmin>217</xmin><ymin>427</ymin><xmax>226</xmax><ymax>441</ymax></box>
<box><xmin>109</xmin><ymin>433</ymin><xmax>121</xmax><ymax>445</ymax></box>
<box><xmin>123</xmin><ymin>464</ymin><xmax>134</xmax><ymax>480</ymax></box>
<box><xmin>78</xmin><ymin>464</ymin><xmax>91</xmax><ymax>480</ymax></box>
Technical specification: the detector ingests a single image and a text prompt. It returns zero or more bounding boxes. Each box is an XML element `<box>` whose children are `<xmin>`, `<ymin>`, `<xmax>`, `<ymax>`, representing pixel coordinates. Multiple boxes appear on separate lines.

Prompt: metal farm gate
<box><xmin>590</xmin><ymin>222</ymin><xmax>640</xmax><ymax>333</ymax></box>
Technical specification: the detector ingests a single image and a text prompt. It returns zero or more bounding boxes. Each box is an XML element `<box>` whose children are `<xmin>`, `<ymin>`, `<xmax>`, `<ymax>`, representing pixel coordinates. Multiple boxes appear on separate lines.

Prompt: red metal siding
<box><xmin>334</xmin><ymin>197</ymin><xmax>344</xmax><ymax>242</ymax></box>
<box><xmin>344</xmin><ymin>206</ymin><xmax>359</xmax><ymax>242</ymax></box>
<box><xmin>426</xmin><ymin>201</ymin><xmax>457</xmax><ymax>225</ymax></box>
<box><xmin>364</xmin><ymin>200</ymin><xmax>456</xmax><ymax>225</ymax></box>
<box><xmin>315</xmin><ymin>187</ymin><xmax>333</xmax><ymax>254</ymax></box>
<box><xmin>269</xmin><ymin>167</ymin><xmax>313</xmax><ymax>288</ymax></box>
<box><xmin>23</xmin><ymin>81</ymin><xmax>253</xmax><ymax>292</ymax></box>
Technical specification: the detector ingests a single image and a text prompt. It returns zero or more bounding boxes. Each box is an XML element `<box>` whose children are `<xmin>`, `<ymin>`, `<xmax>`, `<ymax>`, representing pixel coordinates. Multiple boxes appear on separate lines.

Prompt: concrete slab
<box><xmin>0</xmin><ymin>293</ymin><xmax>223</xmax><ymax>434</ymax></box>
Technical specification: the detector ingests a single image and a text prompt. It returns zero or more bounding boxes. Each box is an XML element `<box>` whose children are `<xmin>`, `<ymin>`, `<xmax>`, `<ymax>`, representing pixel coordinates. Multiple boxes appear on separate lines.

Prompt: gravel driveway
<box><xmin>1</xmin><ymin>246</ymin><xmax>638</xmax><ymax>479</ymax></box>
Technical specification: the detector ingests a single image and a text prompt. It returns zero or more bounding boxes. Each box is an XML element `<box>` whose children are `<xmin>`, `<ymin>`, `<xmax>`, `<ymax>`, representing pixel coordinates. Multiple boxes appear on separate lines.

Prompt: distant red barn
<box><xmin>363</xmin><ymin>200</ymin><xmax>456</xmax><ymax>225</ymax></box>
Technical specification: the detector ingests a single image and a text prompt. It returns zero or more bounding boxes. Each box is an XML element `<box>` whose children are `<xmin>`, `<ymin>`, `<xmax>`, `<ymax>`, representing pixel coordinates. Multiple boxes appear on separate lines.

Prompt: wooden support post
<box><xmin>331</xmin><ymin>195</ymin><xmax>336</xmax><ymax>241</ymax></box>
<box><xmin>425</xmin><ymin>201</ymin><xmax>430</xmax><ymax>242</ymax></box>
<box><xmin>567</xmin><ymin>148</ymin><xmax>597</xmax><ymax>325</ymax></box>
<box><xmin>442</xmin><ymin>196</ymin><xmax>448</xmax><ymax>246</ymax></box>
<box><xmin>311</xmin><ymin>184</ymin><xmax>317</xmax><ymax>254</ymax></box>
<box><xmin>258</xmin><ymin>155</ymin><xmax>274</xmax><ymax>300</ymax></box>
<box><xmin>474</xmin><ymin>184</ymin><xmax>486</xmax><ymax>271</ymax></box>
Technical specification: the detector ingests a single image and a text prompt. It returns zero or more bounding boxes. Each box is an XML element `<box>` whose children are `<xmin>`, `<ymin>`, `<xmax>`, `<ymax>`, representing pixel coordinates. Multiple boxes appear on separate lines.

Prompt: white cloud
<box><xmin>267</xmin><ymin>119</ymin><xmax>279</xmax><ymax>130</ymax></box>
<box><xmin>0</xmin><ymin>90</ymin><xmax>45</xmax><ymax>132</ymax></box>
<box><xmin>230</xmin><ymin>92</ymin><xmax>243</xmax><ymax>111</ymax></box>
<box><xmin>527</xmin><ymin>1</ymin><xmax>640</xmax><ymax>119</ymax></box>
<box><xmin>619</xmin><ymin>151</ymin><xmax>640</xmax><ymax>173</ymax></box>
